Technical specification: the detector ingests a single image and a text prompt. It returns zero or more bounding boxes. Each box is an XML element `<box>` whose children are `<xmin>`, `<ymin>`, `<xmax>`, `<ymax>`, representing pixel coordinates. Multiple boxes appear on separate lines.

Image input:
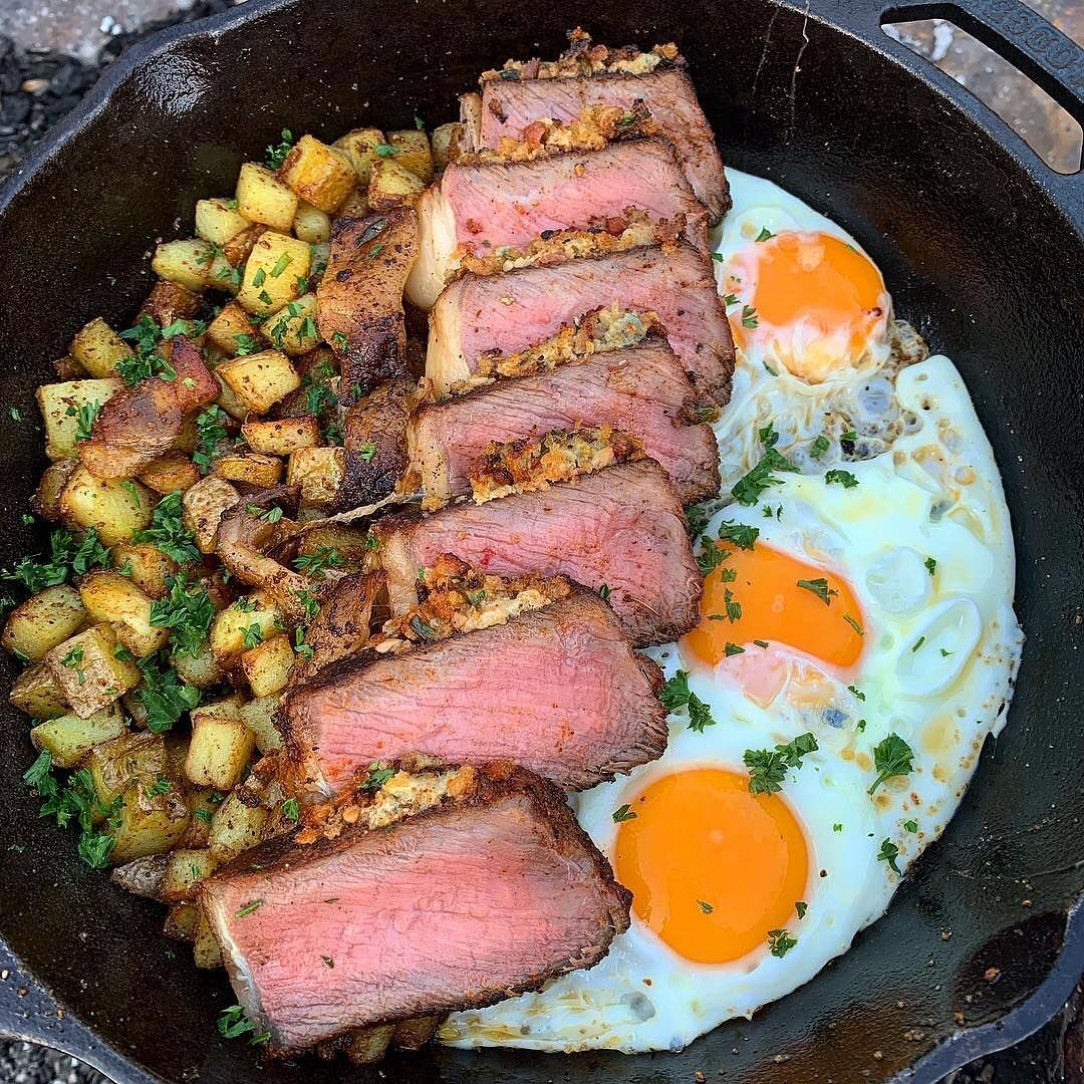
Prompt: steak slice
<box><xmin>282</xmin><ymin>586</ymin><xmax>666</xmax><ymax>795</ymax></box>
<box><xmin>200</xmin><ymin>766</ymin><xmax>631</xmax><ymax>1057</ymax></box>
<box><xmin>409</xmin><ymin>340</ymin><xmax>720</xmax><ymax>504</ymax></box>
<box><xmin>470</xmin><ymin>68</ymin><xmax>728</xmax><ymax>223</ymax></box>
<box><xmin>406</xmin><ymin>139</ymin><xmax>706</xmax><ymax>310</ymax></box>
<box><xmin>427</xmin><ymin>243</ymin><xmax>733</xmax><ymax>403</ymax></box>
<box><xmin>373</xmin><ymin>460</ymin><xmax>701</xmax><ymax>645</ymax></box>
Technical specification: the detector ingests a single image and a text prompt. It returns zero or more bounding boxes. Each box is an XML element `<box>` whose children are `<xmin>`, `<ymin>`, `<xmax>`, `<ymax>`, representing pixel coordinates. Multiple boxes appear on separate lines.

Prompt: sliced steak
<box><xmin>200</xmin><ymin>767</ymin><xmax>630</xmax><ymax>1056</ymax></box>
<box><xmin>406</xmin><ymin>139</ymin><xmax>706</xmax><ymax>310</ymax></box>
<box><xmin>410</xmin><ymin>341</ymin><xmax>719</xmax><ymax>504</ymax></box>
<box><xmin>373</xmin><ymin>460</ymin><xmax>701</xmax><ymax>645</ymax></box>
<box><xmin>282</xmin><ymin>588</ymin><xmax>666</xmax><ymax>795</ymax></box>
<box><xmin>470</xmin><ymin>68</ymin><xmax>728</xmax><ymax>222</ymax></box>
<box><xmin>427</xmin><ymin>243</ymin><xmax>733</xmax><ymax>403</ymax></box>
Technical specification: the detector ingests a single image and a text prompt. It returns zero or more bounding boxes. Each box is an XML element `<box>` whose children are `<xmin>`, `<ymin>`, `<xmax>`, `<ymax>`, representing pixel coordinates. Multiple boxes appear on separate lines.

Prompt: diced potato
<box><xmin>295</xmin><ymin>522</ymin><xmax>372</xmax><ymax>568</ymax></box>
<box><xmin>334</xmin><ymin>127</ymin><xmax>385</xmax><ymax>185</ymax></box>
<box><xmin>30</xmin><ymin>704</ymin><xmax>128</xmax><ymax>768</ymax></box>
<box><xmin>223</xmin><ymin>222</ymin><xmax>265</xmax><ymax>268</ymax></box>
<box><xmin>185</xmin><ymin>711</ymin><xmax>255</xmax><ymax>789</ymax></box>
<box><xmin>431</xmin><ymin>122</ymin><xmax>462</xmax><ymax>170</ymax></box>
<box><xmin>152</xmin><ymin>238</ymin><xmax>216</xmax><ymax>292</ymax></box>
<box><xmin>368</xmin><ymin>157</ymin><xmax>427</xmax><ymax>210</ymax></box>
<box><xmin>138</xmin><ymin>453</ymin><xmax>200</xmax><ymax>495</ymax></box>
<box><xmin>208</xmin><ymin>252</ymin><xmax>241</xmax><ymax>294</ymax></box>
<box><xmin>182</xmin><ymin>475</ymin><xmax>239</xmax><ymax>554</ymax></box>
<box><xmin>213</xmin><ymin>372</ymin><xmax>249</xmax><ymax>421</ymax></box>
<box><xmin>208</xmin><ymin>790</ymin><xmax>268</xmax><ymax>861</ymax></box>
<box><xmin>173</xmin><ymin>640</ymin><xmax>225</xmax><ymax>689</ymax></box>
<box><xmin>138</xmin><ymin>281</ymin><xmax>203</xmax><ymax>327</ymax></box>
<box><xmin>183</xmin><ymin>787</ymin><xmax>222</xmax><ymax>847</ymax></box>
<box><xmin>240</xmin><ymin>695</ymin><xmax>283</xmax><ymax>754</ymax></box>
<box><xmin>217</xmin><ymin>349</ymin><xmax>300</xmax><ymax>414</ymax></box>
<box><xmin>69</xmin><ymin>318</ymin><xmax>134</xmax><ymax>378</ymax></box>
<box><xmin>241</xmin><ymin>633</ymin><xmax>293</xmax><ymax>698</ymax></box>
<box><xmin>10</xmin><ymin>663</ymin><xmax>68</xmax><ymax>719</ymax></box>
<box><xmin>213</xmin><ymin>452</ymin><xmax>283</xmax><ymax>488</ymax></box>
<box><xmin>236</xmin><ymin>231</ymin><xmax>311</xmax><ymax>316</ymax></box>
<box><xmin>195</xmin><ymin>197</ymin><xmax>250</xmax><ymax>246</ymax></box>
<box><xmin>235</xmin><ymin>162</ymin><xmax>299</xmax><ymax>232</ymax></box>
<box><xmin>195</xmin><ymin>695</ymin><xmax>245</xmax><ymax>721</ymax></box>
<box><xmin>109</xmin><ymin>783</ymin><xmax>190</xmax><ymax>864</ymax></box>
<box><xmin>110</xmin><ymin>853</ymin><xmax>168</xmax><ymax>899</ymax></box>
<box><xmin>3</xmin><ymin>584</ymin><xmax>86</xmax><ymax>662</ymax></box>
<box><xmin>287</xmin><ymin>446</ymin><xmax>347</xmax><ymax>507</ymax></box>
<box><xmin>206</xmin><ymin>301</ymin><xmax>260</xmax><ymax>356</ymax></box>
<box><xmin>163</xmin><ymin>901</ymin><xmax>199</xmax><ymax>942</ymax></box>
<box><xmin>84</xmin><ymin>730</ymin><xmax>168</xmax><ymax>810</ymax></box>
<box><xmin>53</xmin><ymin>354</ymin><xmax>85</xmax><ymax>380</ymax></box>
<box><xmin>58</xmin><ymin>468</ymin><xmax>153</xmax><ymax>546</ymax></box>
<box><xmin>278</xmin><ymin>134</ymin><xmax>355</xmax><ymax>213</ymax></box>
<box><xmin>44</xmin><ymin>624</ymin><xmax>142</xmax><ymax>718</ymax></box>
<box><xmin>262</xmin><ymin>293</ymin><xmax>319</xmax><ymax>356</ymax></box>
<box><xmin>210</xmin><ymin>597</ymin><xmax>282</xmax><ymax>667</ymax></box>
<box><xmin>33</xmin><ymin>460</ymin><xmax>79</xmax><ymax>522</ymax></box>
<box><xmin>293</xmin><ymin>202</ymin><xmax>331</xmax><ymax>244</ymax></box>
<box><xmin>387</xmin><ymin>129</ymin><xmax>434</xmax><ymax>183</ymax></box>
<box><xmin>79</xmin><ymin>571</ymin><xmax>168</xmax><ymax>658</ymax></box>
<box><xmin>36</xmin><ymin>378</ymin><xmax>121</xmax><ymax>460</ymax></box>
<box><xmin>193</xmin><ymin>908</ymin><xmax>224</xmax><ymax>969</ymax></box>
<box><xmin>111</xmin><ymin>543</ymin><xmax>177</xmax><ymax>600</ymax></box>
<box><xmin>160</xmin><ymin>848</ymin><xmax>219</xmax><ymax>902</ymax></box>
<box><xmin>336</xmin><ymin>189</ymin><xmax>370</xmax><ymax>218</ymax></box>
<box><xmin>241</xmin><ymin>415</ymin><xmax>320</xmax><ymax>456</ymax></box>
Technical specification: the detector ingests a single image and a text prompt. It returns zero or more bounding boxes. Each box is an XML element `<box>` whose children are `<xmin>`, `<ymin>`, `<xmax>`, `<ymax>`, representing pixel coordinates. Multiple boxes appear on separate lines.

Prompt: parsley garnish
<box><xmin>330</xmin><ymin>331</ymin><xmax>349</xmax><ymax>350</ymax></box>
<box><xmin>66</xmin><ymin>401</ymin><xmax>101</xmax><ymax>442</ymax></box>
<box><xmin>878</xmin><ymin>838</ymin><xmax>902</xmax><ymax>874</ymax></box>
<box><xmin>150</xmin><ymin>573</ymin><xmax>215</xmax><ymax>657</ymax></box>
<box><xmin>294</xmin><ymin>546</ymin><xmax>344</xmax><ymax>580</ymax></box>
<box><xmin>282</xmin><ymin>798</ymin><xmax>301</xmax><ymax>822</ymax></box>
<box><xmin>767</xmin><ymin>929</ymin><xmax>797</xmax><ymax>957</ymax></box>
<box><xmin>755</xmin><ymin>227</ymin><xmax>775</xmax><ymax>242</ymax></box>
<box><xmin>925</xmin><ymin>556</ymin><xmax>937</xmax><ymax>575</ymax></box>
<box><xmin>741</xmin><ymin>305</ymin><xmax>759</xmax><ymax>329</ymax></box>
<box><xmin>658</xmin><ymin>670</ymin><xmax>716</xmax><ymax>733</ymax></box>
<box><xmin>868</xmin><ymin>734</ymin><xmax>914</xmax><ymax>795</ymax></box>
<box><xmin>904</xmin><ymin>819</ymin><xmax>919</xmax><ymax>833</ymax></box>
<box><xmin>696</xmin><ymin>539</ymin><xmax>726</xmax><ymax>577</ymax></box>
<box><xmin>2</xmin><ymin>528</ymin><xmax>109</xmax><ymax>593</ymax></box>
<box><xmin>270</xmin><ymin>252</ymin><xmax>292</xmax><ymax>278</ymax></box>
<box><xmin>362</xmin><ymin>762</ymin><xmax>395</xmax><ymax>790</ymax></box>
<box><xmin>612</xmin><ymin>804</ymin><xmax>637</xmax><ymax>823</ymax></box>
<box><xmin>265</xmin><ymin>128</ymin><xmax>294</xmax><ymax>170</ymax></box>
<box><xmin>717</xmin><ymin>521</ymin><xmax>759</xmax><ymax>549</ymax></box>
<box><xmin>809</xmin><ymin>435</ymin><xmax>830</xmax><ymax>459</ymax></box>
<box><xmin>135</xmin><ymin>654</ymin><xmax>201</xmax><ymax>733</ymax></box>
<box><xmin>218</xmin><ymin>1005</ymin><xmax>267</xmax><ymax>1045</ymax></box>
<box><xmin>843</xmin><ymin>613</ymin><xmax>864</xmax><ymax>636</ymax></box>
<box><xmin>825</xmin><ymin>469</ymin><xmax>859</xmax><ymax>488</ymax></box>
<box><xmin>795</xmin><ymin>901</ymin><xmax>808</xmax><ymax>919</ymax></box>
<box><xmin>697</xmin><ymin>900</ymin><xmax>714</xmax><ymax>914</ymax></box>
<box><xmin>796</xmin><ymin>578</ymin><xmax>837</xmax><ymax>605</ymax></box>
<box><xmin>374</xmin><ymin>143</ymin><xmax>399</xmax><ymax>157</ymax></box>
<box><xmin>732</xmin><ymin>425</ymin><xmax>796</xmax><ymax>506</ymax></box>
<box><xmin>240</xmin><ymin>623</ymin><xmax>265</xmax><ymax>650</ymax></box>
<box><xmin>357</xmin><ymin>443</ymin><xmax>377</xmax><ymax>463</ymax></box>
<box><xmin>848</xmin><ymin>684</ymin><xmax>866</xmax><ymax>701</ymax></box>
<box><xmin>132</xmin><ymin>491</ymin><xmax>200</xmax><ymax>564</ymax></box>
<box><xmin>743</xmin><ymin>733</ymin><xmax>818</xmax><ymax>795</ymax></box>
<box><xmin>193</xmin><ymin>405</ymin><xmax>228</xmax><ymax>474</ymax></box>
<box><xmin>236</xmin><ymin>899</ymin><xmax>264</xmax><ymax>919</ymax></box>
<box><xmin>598</xmin><ymin>584</ymin><xmax>611</xmax><ymax>601</ymax></box>
<box><xmin>724</xmin><ymin>643</ymin><xmax>744</xmax><ymax>656</ymax></box>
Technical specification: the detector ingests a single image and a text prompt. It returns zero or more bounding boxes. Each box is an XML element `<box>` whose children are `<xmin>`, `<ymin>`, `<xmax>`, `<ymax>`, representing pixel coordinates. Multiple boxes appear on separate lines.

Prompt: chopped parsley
<box><xmin>132</xmin><ymin>491</ymin><xmax>201</xmax><ymax>564</ymax></box>
<box><xmin>193</xmin><ymin>405</ymin><xmax>229</xmax><ymax>474</ymax></box>
<box><xmin>732</xmin><ymin>424</ymin><xmax>797</xmax><ymax>506</ymax></box>
<box><xmin>848</xmin><ymin>684</ymin><xmax>866</xmax><ymax>701</ymax></box>
<box><xmin>294</xmin><ymin>546</ymin><xmax>344</xmax><ymax>580</ymax></box>
<box><xmin>868</xmin><ymin>734</ymin><xmax>914</xmax><ymax>795</ymax></box>
<box><xmin>796</xmin><ymin>578</ymin><xmax>837</xmax><ymax>605</ymax></box>
<box><xmin>149</xmin><ymin>573</ymin><xmax>215</xmax><ymax>657</ymax></box>
<box><xmin>598</xmin><ymin>584</ymin><xmax>611</xmax><ymax>601</ymax></box>
<box><xmin>240</xmin><ymin>623</ymin><xmax>265</xmax><ymax>650</ymax></box>
<box><xmin>330</xmin><ymin>331</ymin><xmax>349</xmax><ymax>350</ymax></box>
<box><xmin>282</xmin><ymin>798</ymin><xmax>301</xmax><ymax>822</ymax></box>
<box><xmin>659</xmin><ymin>670</ymin><xmax>715</xmax><ymax>733</ymax></box>
<box><xmin>270</xmin><ymin>252</ymin><xmax>293</xmax><ymax>278</ymax></box>
<box><xmin>612</xmin><ymin>804</ymin><xmax>637</xmax><ymax>823</ymax></box>
<box><xmin>135</xmin><ymin>654</ymin><xmax>201</xmax><ymax>733</ymax></box>
<box><xmin>265</xmin><ymin>128</ymin><xmax>294</xmax><ymax>170</ymax></box>
<box><xmin>697</xmin><ymin>900</ymin><xmax>714</xmax><ymax>914</ymax></box>
<box><xmin>767</xmin><ymin>929</ymin><xmax>797</xmax><ymax>957</ymax></box>
<box><xmin>878</xmin><ymin>838</ymin><xmax>902</xmax><ymax>874</ymax></box>
<box><xmin>741</xmin><ymin>305</ymin><xmax>759</xmax><ymax>328</ymax></box>
<box><xmin>755</xmin><ymin>227</ymin><xmax>775</xmax><ymax>242</ymax></box>
<box><xmin>3</xmin><ymin>528</ymin><xmax>110</xmax><ymax>593</ymax></box>
<box><xmin>66</xmin><ymin>401</ymin><xmax>101</xmax><ymax>442</ymax></box>
<box><xmin>235</xmin><ymin>898</ymin><xmax>264</xmax><ymax>919</ymax></box>
<box><xmin>744</xmin><ymin>733</ymin><xmax>818</xmax><ymax>795</ymax></box>
<box><xmin>374</xmin><ymin>143</ymin><xmax>399</xmax><ymax>157</ymax></box>
<box><xmin>904</xmin><ymin>819</ymin><xmax>919</xmax><ymax>833</ymax></box>
<box><xmin>843</xmin><ymin>613</ymin><xmax>864</xmax><ymax>637</ymax></box>
<box><xmin>925</xmin><ymin>556</ymin><xmax>937</xmax><ymax>575</ymax></box>
<box><xmin>717</xmin><ymin>520</ymin><xmax>759</xmax><ymax>550</ymax></box>
<box><xmin>795</xmin><ymin>901</ymin><xmax>808</xmax><ymax>919</ymax></box>
<box><xmin>825</xmin><ymin>469</ymin><xmax>859</xmax><ymax>488</ymax></box>
<box><xmin>809</xmin><ymin>435</ymin><xmax>830</xmax><ymax>459</ymax></box>
<box><xmin>357</xmin><ymin>443</ymin><xmax>377</xmax><ymax>463</ymax></box>
<box><xmin>362</xmin><ymin>762</ymin><xmax>396</xmax><ymax>790</ymax></box>
<box><xmin>724</xmin><ymin>643</ymin><xmax>744</xmax><ymax>657</ymax></box>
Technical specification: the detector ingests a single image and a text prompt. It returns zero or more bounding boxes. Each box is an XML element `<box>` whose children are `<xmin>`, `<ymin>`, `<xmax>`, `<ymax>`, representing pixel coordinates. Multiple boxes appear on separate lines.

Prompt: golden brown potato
<box><xmin>110</xmin><ymin>853</ymin><xmax>169</xmax><ymax>900</ymax></box>
<box><xmin>69</xmin><ymin>318</ymin><xmax>134</xmax><ymax>379</ymax></box>
<box><xmin>207</xmin><ymin>789</ymin><xmax>268</xmax><ymax>861</ymax></box>
<box><xmin>237</xmin><ymin>231</ymin><xmax>311</xmax><ymax>316</ymax></box>
<box><xmin>33</xmin><ymin>460</ymin><xmax>79</xmax><ymax>522</ymax></box>
<box><xmin>293</xmin><ymin>202</ymin><xmax>331</xmax><ymax>244</ymax></box>
<box><xmin>37</xmin><ymin>378</ymin><xmax>122</xmax><ymax>461</ymax></box>
<box><xmin>193</xmin><ymin>908</ymin><xmax>224</xmax><ymax>969</ymax></box>
<box><xmin>181</xmin><ymin>475</ymin><xmax>239</xmax><ymax>554</ymax></box>
<box><xmin>278</xmin><ymin>134</ymin><xmax>356</xmax><ymax>213</ymax></box>
<box><xmin>152</xmin><ymin>239</ymin><xmax>216</xmax><ymax>292</ymax></box>
<box><xmin>185</xmin><ymin>710</ymin><xmax>255</xmax><ymax>789</ymax></box>
<box><xmin>262</xmin><ymin>293</ymin><xmax>319</xmax><ymax>356</ymax></box>
<box><xmin>235</xmin><ymin>162</ymin><xmax>298</xmax><ymax>232</ymax></box>
<box><xmin>287</xmin><ymin>446</ymin><xmax>346</xmax><ymax>508</ymax></box>
<box><xmin>173</xmin><ymin>641</ymin><xmax>225</xmax><ymax>690</ymax></box>
<box><xmin>78</xmin><ymin>571</ymin><xmax>168</xmax><ymax>658</ymax></box>
<box><xmin>110</xmin><ymin>543</ymin><xmax>178</xmax><ymax>600</ymax></box>
<box><xmin>137</xmin><ymin>281</ymin><xmax>204</xmax><ymax>328</ymax></box>
<box><xmin>241</xmin><ymin>415</ymin><xmax>320</xmax><ymax>456</ymax></box>
<box><xmin>109</xmin><ymin>782</ymin><xmax>190</xmax><ymax>864</ymax></box>
<box><xmin>387</xmin><ymin>129</ymin><xmax>434</xmax><ymax>183</ymax></box>
<box><xmin>30</xmin><ymin>704</ymin><xmax>128</xmax><ymax>768</ymax></box>
<box><xmin>431</xmin><ymin>122</ymin><xmax>463</xmax><ymax>170</ymax></box>
<box><xmin>195</xmin><ymin>197</ymin><xmax>250</xmax><ymax>246</ymax></box>
<box><xmin>58</xmin><ymin>468</ymin><xmax>153</xmax><ymax>546</ymax></box>
<box><xmin>217</xmin><ymin>349</ymin><xmax>300</xmax><ymax>414</ymax></box>
<box><xmin>336</xmin><ymin>189</ymin><xmax>370</xmax><ymax>218</ymax></box>
<box><xmin>209</xmin><ymin>596</ymin><xmax>281</xmax><ymax>667</ymax></box>
<box><xmin>239</xmin><ymin>695</ymin><xmax>282</xmax><ymax>753</ymax></box>
<box><xmin>160</xmin><ymin>848</ymin><xmax>219</xmax><ymax>902</ymax></box>
<box><xmin>212</xmin><ymin>453</ymin><xmax>284</xmax><ymax>488</ymax></box>
<box><xmin>138</xmin><ymin>453</ymin><xmax>200</xmax><ymax>495</ymax></box>
<box><xmin>2</xmin><ymin>584</ymin><xmax>86</xmax><ymax>662</ymax></box>
<box><xmin>44</xmin><ymin>624</ymin><xmax>142</xmax><ymax>718</ymax></box>
<box><xmin>84</xmin><ymin>730</ymin><xmax>169</xmax><ymax>810</ymax></box>
<box><xmin>368</xmin><ymin>158</ymin><xmax>427</xmax><ymax>210</ymax></box>
<box><xmin>240</xmin><ymin>632</ymin><xmax>293</xmax><ymax>697</ymax></box>
<box><xmin>334</xmin><ymin>127</ymin><xmax>385</xmax><ymax>185</ymax></box>
<box><xmin>10</xmin><ymin>662</ymin><xmax>68</xmax><ymax>719</ymax></box>
<box><xmin>206</xmin><ymin>301</ymin><xmax>261</xmax><ymax>356</ymax></box>
<box><xmin>163</xmin><ymin>901</ymin><xmax>199</xmax><ymax>942</ymax></box>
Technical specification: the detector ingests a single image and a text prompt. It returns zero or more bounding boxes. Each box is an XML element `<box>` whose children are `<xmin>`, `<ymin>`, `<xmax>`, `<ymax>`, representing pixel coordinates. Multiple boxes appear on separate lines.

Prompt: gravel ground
<box><xmin>0</xmin><ymin>1</ymin><xmax>1081</xmax><ymax>1081</ymax></box>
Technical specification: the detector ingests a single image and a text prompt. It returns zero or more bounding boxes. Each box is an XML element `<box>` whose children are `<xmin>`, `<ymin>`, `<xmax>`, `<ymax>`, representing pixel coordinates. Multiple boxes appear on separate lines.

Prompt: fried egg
<box><xmin>439</xmin><ymin>171</ymin><xmax>1022</xmax><ymax>1054</ymax></box>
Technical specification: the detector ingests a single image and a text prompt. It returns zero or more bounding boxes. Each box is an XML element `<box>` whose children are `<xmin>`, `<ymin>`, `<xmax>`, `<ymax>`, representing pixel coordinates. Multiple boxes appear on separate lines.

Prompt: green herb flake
<box><xmin>825</xmin><ymin>469</ymin><xmax>859</xmax><ymax>488</ymax></box>
<box><xmin>868</xmin><ymin>734</ymin><xmax>914</xmax><ymax>795</ymax></box>
<box><xmin>744</xmin><ymin>732</ymin><xmax>818</xmax><ymax>795</ymax></box>
<box><xmin>878</xmin><ymin>838</ymin><xmax>902</xmax><ymax>874</ymax></box>
<box><xmin>612</xmin><ymin>804</ymin><xmax>637</xmax><ymax>823</ymax></box>
<box><xmin>796</xmin><ymin>578</ymin><xmax>837</xmax><ymax>605</ymax></box>
<box><xmin>767</xmin><ymin>929</ymin><xmax>797</xmax><ymax>957</ymax></box>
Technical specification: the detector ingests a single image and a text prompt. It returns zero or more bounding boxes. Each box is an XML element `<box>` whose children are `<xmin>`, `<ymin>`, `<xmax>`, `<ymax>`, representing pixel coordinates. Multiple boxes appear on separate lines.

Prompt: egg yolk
<box><xmin>683</xmin><ymin>541</ymin><xmax>865</xmax><ymax>670</ymax></box>
<box><xmin>614</xmin><ymin>769</ymin><xmax>809</xmax><ymax>963</ymax></box>
<box><xmin>726</xmin><ymin>230</ymin><xmax>888</xmax><ymax>382</ymax></box>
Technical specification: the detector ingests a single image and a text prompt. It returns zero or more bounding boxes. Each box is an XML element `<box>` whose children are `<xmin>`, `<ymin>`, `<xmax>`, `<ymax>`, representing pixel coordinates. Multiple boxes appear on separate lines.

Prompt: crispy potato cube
<box><xmin>293</xmin><ymin>202</ymin><xmax>331</xmax><ymax>244</ymax></box>
<box><xmin>84</xmin><ymin>730</ymin><xmax>168</xmax><ymax>810</ymax></box>
<box><xmin>58</xmin><ymin>468</ymin><xmax>153</xmax><ymax>546</ymax></box>
<box><xmin>138</xmin><ymin>281</ymin><xmax>203</xmax><ymax>327</ymax></box>
<box><xmin>287</xmin><ymin>446</ymin><xmax>347</xmax><ymax>507</ymax></box>
<box><xmin>193</xmin><ymin>908</ymin><xmax>224</xmax><ymax>969</ymax></box>
<box><xmin>37</xmin><ymin>378</ymin><xmax>122</xmax><ymax>460</ymax></box>
<box><xmin>431</xmin><ymin>122</ymin><xmax>462</xmax><ymax>170</ymax></box>
<box><xmin>138</xmin><ymin>453</ymin><xmax>200</xmax><ymax>495</ymax></box>
<box><xmin>241</xmin><ymin>415</ymin><xmax>320</xmax><ymax>456</ymax></box>
<box><xmin>334</xmin><ymin>127</ymin><xmax>385</xmax><ymax>185</ymax></box>
<box><xmin>213</xmin><ymin>372</ymin><xmax>249</xmax><ymax>421</ymax></box>
<box><xmin>237</xmin><ymin>231</ymin><xmax>311</xmax><ymax>316</ymax></box>
<box><xmin>182</xmin><ymin>475</ymin><xmax>239</xmax><ymax>554</ymax></box>
<box><xmin>185</xmin><ymin>712</ymin><xmax>255</xmax><ymax>789</ymax></box>
<box><xmin>206</xmin><ymin>301</ymin><xmax>260</xmax><ymax>356</ymax></box>
<box><xmin>110</xmin><ymin>543</ymin><xmax>177</xmax><ymax>600</ymax></box>
<box><xmin>79</xmin><ymin>571</ymin><xmax>167</xmax><ymax>658</ymax></box>
<box><xmin>223</xmin><ymin>221</ymin><xmax>265</xmax><ymax>268</ymax></box>
<box><xmin>10</xmin><ymin>663</ymin><xmax>68</xmax><ymax>719</ymax></box>
<box><xmin>183</xmin><ymin>787</ymin><xmax>221</xmax><ymax>847</ymax></box>
<box><xmin>30</xmin><ymin>705</ymin><xmax>127</xmax><ymax>768</ymax></box>
<box><xmin>278</xmin><ymin>134</ymin><xmax>355</xmax><ymax>213</ymax></box>
<box><xmin>236</xmin><ymin>162</ymin><xmax>298</xmax><ymax>232</ymax></box>
<box><xmin>212</xmin><ymin>452</ymin><xmax>283</xmax><ymax>488</ymax></box>
<box><xmin>217</xmin><ymin>349</ymin><xmax>300</xmax><ymax>413</ymax></box>
<box><xmin>210</xmin><ymin>598</ymin><xmax>282</xmax><ymax>667</ymax></box>
<box><xmin>109</xmin><ymin>783</ymin><xmax>190</xmax><ymax>864</ymax></box>
<box><xmin>69</xmin><ymin>318</ymin><xmax>134</xmax><ymax>378</ymax></box>
<box><xmin>160</xmin><ymin>848</ymin><xmax>219</xmax><ymax>902</ymax></box>
<box><xmin>240</xmin><ymin>633</ymin><xmax>293</xmax><ymax>697</ymax></box>
<box><xmin>33</xmin><ymin>460</ymin><xmax>79</xmax><ymax>522</ymax></box>
<box><xmin>368</xmin><ymin>158</ymin><xmax>427</xmax><ymax>210</ymax></box>
<box><xmin>163</xmin><ymin>901</ymin><xmax>198</xmax><ymax>942</ymax></box>
<box><xmin>336</xmin><ymin>189</ymin><xmax>370</xmax><ymax>218</ymax></box>
<box><xmin>387</xmin><ymin>129</ymin><xmax>434</xmax><ymax>183</ymax></box>
<box><xmin>208</xmin><ymin>790</ymin><xmax>268</xmax><ymax>861</ymax></box>
<box><xmin>152</xmin><ymin>238</ymin><xmax>216</xmax><ymax>292</ymax></box>
<box><xmin>262</xmin><ymin>293</ymin><xmax>319</xmax><ymax>356</ymax></box>
<box><xmin>195</xmin><ymin>197</ymin><xmax>250</xmax><ymax>246</ymax></box>
<box><xmin>239</xmin><ymin>696</ymin><xmax>283</xmax><ymax>754</ymax></box>
<box><xmin>44</xmin><ymin>624</ymin><xmax>141</xmax><ymax>718</ymax></box>
<box><xmin>173</xmin><ymin>641</ymin><xmax>225</xmax><ymax>689</ymax></box>
<box><xmin>3</xmin><ymin>584</ymin><xmax>86</xmax><ymax>662</ymax></box>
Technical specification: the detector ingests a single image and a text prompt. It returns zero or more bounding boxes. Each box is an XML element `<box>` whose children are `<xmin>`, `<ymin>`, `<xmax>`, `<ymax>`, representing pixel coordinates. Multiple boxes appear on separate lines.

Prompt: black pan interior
<box><xmin>0</xmin><ymin>1</ymin><xmax>1082</xmax><ymax>1081</ymax></box>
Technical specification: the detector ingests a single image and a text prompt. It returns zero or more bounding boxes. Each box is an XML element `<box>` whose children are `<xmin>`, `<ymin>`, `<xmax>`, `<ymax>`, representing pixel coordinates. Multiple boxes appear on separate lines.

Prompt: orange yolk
<box><xmin>727</xmin><ymin>230</ymin><xmax>887</xmax><ymax>382</ymax></box>
<box><xmin>683</xmin><ymin>541</ymin><xmax>865</xmax><ymax>670</ymax></box>
<box><xmin>614</xmin><ymin>769</ymin><xmax>809</xmax><ymax>963</ymax></box>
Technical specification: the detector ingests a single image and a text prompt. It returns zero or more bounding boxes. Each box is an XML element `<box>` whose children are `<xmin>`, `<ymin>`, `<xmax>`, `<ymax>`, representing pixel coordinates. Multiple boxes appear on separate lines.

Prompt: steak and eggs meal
<box><xmin>4</xmin><ymin>27</ymin><xmax>1022</xmax><ymax>1064</ymax></box>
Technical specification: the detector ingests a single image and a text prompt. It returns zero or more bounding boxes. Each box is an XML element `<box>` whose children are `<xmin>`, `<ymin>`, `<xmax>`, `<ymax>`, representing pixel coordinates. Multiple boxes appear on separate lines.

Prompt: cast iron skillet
<box><xmin>0</xmin><ymin>0</ymin><xmax>1081</xmax><ymax>1080</ymax></box>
